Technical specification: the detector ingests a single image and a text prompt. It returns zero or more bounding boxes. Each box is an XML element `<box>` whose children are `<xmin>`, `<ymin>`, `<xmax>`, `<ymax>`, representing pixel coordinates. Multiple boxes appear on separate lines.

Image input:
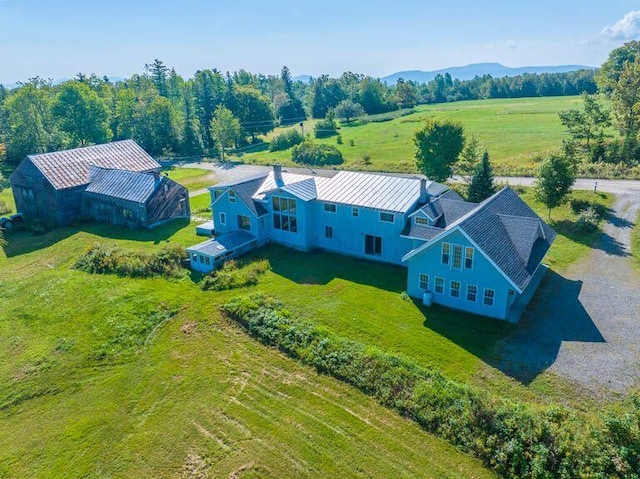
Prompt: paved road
<box><xmin>182</xmin><ymin>161</ymin><xmax>640</xmax><ymax>196</ymax></box>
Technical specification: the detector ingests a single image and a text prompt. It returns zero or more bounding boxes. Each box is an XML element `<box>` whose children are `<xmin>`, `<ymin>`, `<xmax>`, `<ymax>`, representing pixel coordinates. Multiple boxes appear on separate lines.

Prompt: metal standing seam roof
<box><xmin>187</xmin><ymin>231</ymin><xmax>257</xmax><ymax>257</ymax></box>
<box><xmin>84</xmin><ymin>167</ymin><xmax>161</xmax><ymax>203</ymax></box>
<box><xmin>27</xmin><ymin>140</ymin><xmax>160</xmax><ymax>190</ymax></box>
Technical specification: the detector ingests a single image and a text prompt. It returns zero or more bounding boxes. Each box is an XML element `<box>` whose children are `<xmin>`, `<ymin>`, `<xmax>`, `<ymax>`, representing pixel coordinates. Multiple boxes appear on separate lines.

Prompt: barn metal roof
<box><xmin>84</xmin><ymin>167</ymin><xmax>161</xmax><ymax>203</ymax></box>
<box><xmin>27</xmin><ymin>140</ymin><xmax>160</xmax><ymax>190</ymax></box>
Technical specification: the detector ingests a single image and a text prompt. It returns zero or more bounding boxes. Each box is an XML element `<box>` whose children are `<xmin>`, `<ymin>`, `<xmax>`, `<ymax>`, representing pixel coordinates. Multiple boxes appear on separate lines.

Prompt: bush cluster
<box><xmin>200</xmin><ymin>259</ymin><xmax>269</xmax><ymax>291</ymax></box>
<box><xmin>269</xmin><ymin>129</ymin><xmax>304</xmax><ymax>152</ymax></box>
<box><xmin>222</xmin><ymin>293</ymin><xmax>640</xmax><ymax>479</ymax></box>
<box><xmin>314</xmin><ymin>118</ymin><xmax>338</xmax><ymax>138</ymax></box>
<box><xmin>74</xmin><ymin>243</ymin><xmax>187</xmax><ymax>278</ymax></box>
<box><xmin>569</xmin><ymin>198</ymin><xmax>607</xmax><ymax>218</ymax></box>
<box><xmin>575</xmin><ymin>207</ymin><xmax>602</xmax><ymax>233</ymax></box>
<box><xmin>291</xmin><ymin>141</ymin><xmax>344</xmax><ymax>166</ymax></box>
<box><xmin>365</xmin><ymin>108</ymin><xmax>414</xmax><ymax>123</ymax></box>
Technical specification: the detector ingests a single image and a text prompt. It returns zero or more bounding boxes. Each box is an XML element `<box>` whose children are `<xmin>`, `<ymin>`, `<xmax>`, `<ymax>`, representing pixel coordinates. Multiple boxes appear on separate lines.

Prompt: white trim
<box><xmin>211</xmin><ymin>188</ymin><xmax>262</xmax><ymax>219</ymax></box>
<box><xmin>434</xmin><ymin>276</ymin><xmax>445</xmax><ymax>294</ymax></box>
<box><xmin>466</xmin><ymin>284</ymin><xmax>478</xmax><ymax>302</ymax></box>
<box><xmin>219</xmin><ymin>212</ymin><xmax>226</xmax><ymax>225</ymax></box>
<box><xmin>483</xmin><ymin>288</ymin><xmax>496</xmax><ymax>306</ymax></box>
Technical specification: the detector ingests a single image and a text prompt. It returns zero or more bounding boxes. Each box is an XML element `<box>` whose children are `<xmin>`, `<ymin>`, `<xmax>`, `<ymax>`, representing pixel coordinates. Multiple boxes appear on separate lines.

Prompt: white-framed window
<box><xmin>415</xmin><ymin>216</ymin><xmax>429</xmax><ymax>226</ymax></box>
<box><xmin>324</xmin><ymin>202</ymin><xmax>337</xmax><ymax>213</ymax></box>
<box><xmin>229</xmin><ymin>190</ymin><xmax>236</xmax><ymax>203</ymax></box>
<box><xmin>213</xmin><ymin>190</ymin><xmax>221</xmax><ymax>200</ymax></box>
<box><xmin>452</xmin><ymin>245</ymin><xmax>463</xmax><ymax>269</ymax></box>
<box><xmin>441</xmin><ymin>243</ymin><xmax>450</xmax><ymax>265</ymax></box>
<box><xmin>325</xmin><ymin>225</ymin><xmax>333</xmax><ymax>239</ymax></box>
<box><xmin>380</xmin><ymin>212</ymin><xmax>394</xmax><ymax>223</ymax></box>
<box><xmin>219</xmin><ymin>212</ymin><xmax>226</xmax><ymax>225</ymax></box>
<box><xmin>352</xmin><ymin>207</ymin><xmax>359</xmax><ymax>217</ymax></box>
<box><xmin>204</xmin><ymin>256</ymin><xmax>211</xmax><ymax>265</ymax></box>
<box><xmin>450</xmin><ymin>281</ymin><xmax>461</xmax><ymax>298</ymax></box>
<box><xmin>273</xmin><ymin>196</ymin><xmax>298</xmax><ymax>233</ymax></box>
<box><xmin>434</xmin><ymin>277</ymin><xmax>445</xmax><ymax>294</ymax></box>
<box><xmin>467</xmin><ymin>285</ymin><xmax>477</xmax><ymax>302</ymax></box>
<box><xmin>483</xmin><ymin>288</ymin><xmax>495</xmax><ymax>306</ymax></box>
<box><xmin>237</xmin><ymin>215</ymin><xmax>251</xmax><ymax>231</ymax></box>
<box><xmin>419</xmin><ymin>273</ymin><xmax>429</xmax><ymax>290</ymax></box>
<box><xmin>465</xmin><ymin>247</ymin><xmax>474</xmax><ymax>269</ymax></box>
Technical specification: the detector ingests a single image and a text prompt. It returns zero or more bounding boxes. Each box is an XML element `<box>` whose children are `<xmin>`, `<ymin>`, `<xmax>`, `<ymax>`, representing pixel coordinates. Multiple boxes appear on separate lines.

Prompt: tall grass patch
<box><xmin>200</xmin><ymin>258</ymin><xmax>270</xmax><ymax>291</ymax></box>
<box><xmin>74</xmin><ymin>243</ymin><xmax>187</xmax><ymax>278</ymax></box>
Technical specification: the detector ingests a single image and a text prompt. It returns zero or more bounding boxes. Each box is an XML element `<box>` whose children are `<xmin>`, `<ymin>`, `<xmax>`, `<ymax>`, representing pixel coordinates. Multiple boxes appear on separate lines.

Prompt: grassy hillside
<box><xmin>238</xmin><ymin>96</ymin><xmax>583</xmax><ymax>174</ymax></box>
<box><xmin>0</xmin><ymin>222</ymin><xmax>495</xmax><ymax>478</ymax></box>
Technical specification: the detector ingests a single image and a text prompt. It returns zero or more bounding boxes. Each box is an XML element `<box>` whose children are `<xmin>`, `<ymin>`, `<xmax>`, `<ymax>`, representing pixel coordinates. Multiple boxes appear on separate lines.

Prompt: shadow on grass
<box><xmin>552</xmin><ymin>218</ymin><xmax>629</xmax><ymax>257</ymax></box>
<box><xmin>2</xmin><ymin>219</ymin><xmax>190</xmax><ymax>258</ymax></box>
<box><xmin>265</xmin><ymin>245</ymin><xmax>405</xmax><ymax>293</ymax></box>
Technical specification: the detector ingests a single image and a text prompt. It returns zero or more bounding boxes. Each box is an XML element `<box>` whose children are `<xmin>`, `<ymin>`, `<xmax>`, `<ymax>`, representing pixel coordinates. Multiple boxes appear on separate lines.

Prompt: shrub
<box><xmin>200</xmin><ymin>258</ymin><xmax>270</xmax><ymax>291</ymax></box>
<box><xmin>221</xmin><ymin>293</ymin><xmax>640</xmax><ymax>479</ymax></box>
<box><xmin>291</xmin><ymin>141</ymin><xmax>344</xmax><ymax>166</ymax></box>
<box><xmin>74</xmin><ymin>243</ymin><xmax>187</xmax><ymax>278</ymax></box>
<box><xmin>570</xmin><ymin>198</ymin><xmax>607</xmax><ymax>218</ymax></box>
<box><xmin>269</xmin><ymin>129</ymin><xmax>304</xmax><ymax>152</ymax></box>
<box><xmin>575</xmin><ymin>207</ymin><xmax>601</xmax><ymax>233</ymax></box>
<box><xmin>314</xmin><ymin>118</ymin><xmax>338</xmax><ymax>138</ymax></box>
<box><xmin>0</xmin><ymin>199</ymin><xmax>11</xmax><ymax>216</ymax></box>
<box><xmin>336</xmin><ymin>134</ymin><xmax>343</xmax><ymax>145</ymax></box>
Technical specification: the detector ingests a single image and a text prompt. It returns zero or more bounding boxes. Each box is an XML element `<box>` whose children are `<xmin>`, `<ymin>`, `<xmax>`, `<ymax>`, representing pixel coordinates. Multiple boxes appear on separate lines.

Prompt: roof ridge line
<box><xmin>441</xmin><ymin>186</ymin><xmax>510</xmax><ymax>231</ymax></box>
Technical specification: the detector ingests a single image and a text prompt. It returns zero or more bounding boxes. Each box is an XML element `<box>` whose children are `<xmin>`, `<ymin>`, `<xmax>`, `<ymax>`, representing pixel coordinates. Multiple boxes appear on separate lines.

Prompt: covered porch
<box><xmin>187</xmin><ymin>230</ymin><xmax>257</xmax><ymax>273</ymax></box>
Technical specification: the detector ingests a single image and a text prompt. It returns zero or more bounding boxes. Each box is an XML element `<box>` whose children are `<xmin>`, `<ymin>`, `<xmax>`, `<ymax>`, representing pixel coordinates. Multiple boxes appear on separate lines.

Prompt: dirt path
<box><xmin>496</xmin><ymin>193</ymin><xmax>640</xmax><ymax>395</ymax></box>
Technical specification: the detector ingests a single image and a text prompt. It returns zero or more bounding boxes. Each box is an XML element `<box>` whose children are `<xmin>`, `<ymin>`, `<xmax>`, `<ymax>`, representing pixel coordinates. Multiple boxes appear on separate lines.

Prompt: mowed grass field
<box><xmin>0</xmin><ymin>222</ymin><xmax>495</xmax><ymax>478</ymax></box>
<box><xmin>239</xmin><ymin>96</ymin><xmax>584</xmax><ymax>174</ymax></box>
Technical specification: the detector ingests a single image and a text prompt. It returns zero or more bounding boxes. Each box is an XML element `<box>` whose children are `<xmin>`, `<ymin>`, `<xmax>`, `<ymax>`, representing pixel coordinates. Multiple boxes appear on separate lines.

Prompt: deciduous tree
<box><xmin>332</xmin><ymin>99</ymin><xmax>365</xmax><ymax>123</ymax></box>
<box><xmin>533</xmin><ymin>154</ymin><xmax>576</xmax><ymax>219</ymax></box>
<box><xmin>414</xmin><ymin>119</ymin><xmax>465</xmax><ymax>182</ymax></box>
<box><xmin>210</xmin><ymin>106</ymin><xmax>241</xmax><ymax>161</ymax></box>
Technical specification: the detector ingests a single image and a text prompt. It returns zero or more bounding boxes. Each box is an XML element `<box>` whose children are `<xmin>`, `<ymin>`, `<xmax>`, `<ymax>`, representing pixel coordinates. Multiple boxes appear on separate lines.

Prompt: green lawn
<box><xmin>189</xmin><ymin>192</ymin><xmax>212</xmax><ymax>218</ymax></box>
<box><xmin>238</xmin><ymin>96</ymin><xmax>585</xmax><ymax>175</ymax></box>
<box><xmin>0</xmin><ymin>187</ymin><xmax>15</xmax><ymax>215</ymax></box>
<box><xmin>0</xmin><ymin>222</ymin><xmax>494</xmax><ymax>478</ymax></box>
<box><xmin>163</xmin><ymin>167</ymin><xmax>216</xmax><ymax>191</ymax></box>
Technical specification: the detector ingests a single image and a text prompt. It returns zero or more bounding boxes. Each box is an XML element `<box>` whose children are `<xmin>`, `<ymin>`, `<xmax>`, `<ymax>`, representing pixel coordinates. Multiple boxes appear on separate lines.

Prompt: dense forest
<box><xmin>0</xmin><ymin>61</ymin><xmax>597</xmax><ymax>165</ymax></box>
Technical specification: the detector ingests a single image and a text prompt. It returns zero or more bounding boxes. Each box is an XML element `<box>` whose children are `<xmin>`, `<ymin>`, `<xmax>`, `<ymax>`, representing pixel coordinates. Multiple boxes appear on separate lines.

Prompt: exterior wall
<box><xmin>10</xmin><ymin>159</ymin><xmax>61</xmax><ymax>228</ymax></box>
<box><xmin>56</xmin><ymin>187</ymin><xmax>86</xmax><ymax>226</ymax></box>
<box><xmin>188</xmin><ymin>241</ymin><xmax>257</xmax><ymax>274</ymax></box>
<box><xmin>310</xmin><ymin>201</ymin><xmax>413</xmax><ymax>265</ymax></box>
<box><xmin>211</xmin><ymin>189</ymin><xmax>262</xmax><ymax>239</ymax></box>
<box><xmin>406</xmin><ymin>230</ymin><xmax>519</xmax><ymax>320</ymax></box>
<box><xmin>83</xmin><ymin>194</ymin><xmax>146</xmax><ymax>228</ymax></box>
<box><xmin>145</xmin><ymin>179</ymin><xmax>190</xmax><ymax>227</ymax></box>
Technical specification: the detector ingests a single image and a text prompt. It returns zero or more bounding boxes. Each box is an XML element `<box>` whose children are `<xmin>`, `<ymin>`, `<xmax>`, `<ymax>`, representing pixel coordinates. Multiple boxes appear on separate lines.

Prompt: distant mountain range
<box><xmin>293</xmin><ymin>63</ymin><xmax>596</xmax><ymax>85</ymax></box>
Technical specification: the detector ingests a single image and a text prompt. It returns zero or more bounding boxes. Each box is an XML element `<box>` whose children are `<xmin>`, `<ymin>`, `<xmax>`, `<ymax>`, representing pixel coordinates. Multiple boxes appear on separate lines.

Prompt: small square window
<box><xmin>325</xmin><ymin>225</ymin><xmax>333</xmax><ymax>239</ymax></box>
<box><xmin>352</xmin><ymin>207</ymin><xmax>359</xmax><ymax>217</ymax></box>
<box><xmin>324</xmin><ymin>203</ymin><xmax>336</xmax><ymax>213</ymax></box>
<box><xmin>380</xmin><ymin>212</ymin><xmax>394</xmax><ymax>223</ymax></box>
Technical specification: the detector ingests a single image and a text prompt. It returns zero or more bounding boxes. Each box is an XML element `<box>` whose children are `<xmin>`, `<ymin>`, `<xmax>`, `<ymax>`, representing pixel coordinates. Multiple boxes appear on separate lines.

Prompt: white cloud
<box><xmin>602</xmin><ymin>10</ymin><xmax>640</xmax><ymax>41</ymax></box>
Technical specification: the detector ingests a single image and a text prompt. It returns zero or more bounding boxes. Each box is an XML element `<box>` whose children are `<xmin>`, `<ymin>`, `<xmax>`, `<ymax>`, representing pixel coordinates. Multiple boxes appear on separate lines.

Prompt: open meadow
<box><xmin>239</xmin><ymin>96</ymin><xmax>586</xmax><ymax>175</ymax></box>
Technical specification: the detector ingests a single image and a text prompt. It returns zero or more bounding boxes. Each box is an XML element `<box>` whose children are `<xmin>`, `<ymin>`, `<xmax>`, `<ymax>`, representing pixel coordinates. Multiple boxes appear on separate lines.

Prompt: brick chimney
<box><xmin>274</xmin><ymin>164</ymin><xmax>283</xmax><ymax>187</ymax></box>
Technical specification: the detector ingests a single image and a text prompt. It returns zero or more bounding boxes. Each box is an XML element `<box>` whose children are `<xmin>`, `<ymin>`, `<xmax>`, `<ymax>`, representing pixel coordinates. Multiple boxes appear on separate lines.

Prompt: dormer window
<box><xmin>415</xmin><ymin>216</ymin><xmax>428</xmax><ymax>226</ymax></box>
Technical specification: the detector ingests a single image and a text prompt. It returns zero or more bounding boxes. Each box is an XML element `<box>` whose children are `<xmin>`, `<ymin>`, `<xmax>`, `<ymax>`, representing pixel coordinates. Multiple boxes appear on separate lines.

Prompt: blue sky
<box><xmin>1</xmin><ymin>0</ymin><xmax>639</xmax><ymax>84</ymax></box>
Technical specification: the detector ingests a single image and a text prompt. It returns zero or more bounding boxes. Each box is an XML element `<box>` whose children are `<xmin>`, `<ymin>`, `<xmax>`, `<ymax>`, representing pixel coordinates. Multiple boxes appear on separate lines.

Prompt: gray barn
<box><xmin>10</xmin><ymin>140</ymin><xmax>190</xmax><ymax>229</ymax></box>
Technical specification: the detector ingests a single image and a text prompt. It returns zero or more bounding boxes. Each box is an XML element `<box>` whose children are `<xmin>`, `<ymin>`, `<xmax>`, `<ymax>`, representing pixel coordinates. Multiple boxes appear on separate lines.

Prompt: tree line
<box><xmin>0</xmin><ymin>60</ymin><xmax>597</xmax><ymax>166</ymax></box>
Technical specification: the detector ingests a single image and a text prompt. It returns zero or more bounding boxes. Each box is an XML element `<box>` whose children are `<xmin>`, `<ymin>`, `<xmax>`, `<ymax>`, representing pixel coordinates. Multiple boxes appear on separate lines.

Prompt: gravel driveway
<box><xmin>496</xmin><ymin>192</ymin><xmax>640</xmax><ymax>395</ymax></box>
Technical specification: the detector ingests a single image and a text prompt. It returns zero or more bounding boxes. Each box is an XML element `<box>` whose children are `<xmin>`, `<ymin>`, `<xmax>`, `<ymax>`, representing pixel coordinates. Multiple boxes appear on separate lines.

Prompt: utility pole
<box><xmin>300</xmin><ymin>121</ymin><xmax>304</xmax><ymax>137</ymax></box>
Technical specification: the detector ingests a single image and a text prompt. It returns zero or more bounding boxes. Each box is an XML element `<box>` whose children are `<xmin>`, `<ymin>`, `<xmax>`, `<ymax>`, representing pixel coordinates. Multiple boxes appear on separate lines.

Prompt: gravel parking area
<box><xmin>496</xmin><ymin>192</ymin><xmax>640</xmax><ymax>395</ymax></box>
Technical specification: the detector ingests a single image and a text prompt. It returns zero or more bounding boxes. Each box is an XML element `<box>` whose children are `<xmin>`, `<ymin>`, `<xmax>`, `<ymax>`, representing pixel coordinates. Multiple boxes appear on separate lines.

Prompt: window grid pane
<box><xmin>450</xmin><ymin>281</ymin><xmax>460</xmax><ymax>298</ymax></box>
<box><xmin>465</xmin><ymin>247</ymin><xmax>474</xmax><ymax>269</ymax></box>
<box><xmin>419</xmin><ymin>273</ymin><xmax>429</xmax><ymax>290</ymax></box>
<box><xmin>467</xmin><ymin>285</ymin><xmax>477</xmax><ymax>302</ymax></box>
<box><xmin>483</xmin><ymin>289</ymin><xmax>495</xmax><ymax>306</ymax></box>
<box><xmin>452</xmin><ymin>245</ymin><xmax>463</xmax><ymax>269</ymax></box>
<box><xmin>435</xmin><ymin>277</ymin><xmax>445</xmax><ymax>294</ymax></box>
<box><xmin>441</xmin><ymin>243</ymin><xmax>450</xmax><ymax>264</ymax></box>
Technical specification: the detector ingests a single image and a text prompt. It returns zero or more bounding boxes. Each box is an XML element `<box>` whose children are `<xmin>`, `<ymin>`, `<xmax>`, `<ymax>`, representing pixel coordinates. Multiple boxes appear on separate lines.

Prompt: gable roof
<box><xmin>435</xmin><ymin>198</ymin><xmax>479</xmax><ymax>228</ymax></box>
<box><xmin>84</xmin><ymin>167</ymin><xmax>163</xmax><ymax>203</ymax></box>
<box><xmin>27</xmin><ymin>140</ymin><xmax>159</xmax><ymax>190</ymax></box>
<box><xmin>213</xmin><ymin>174</ymin><xmax>269</xmax><ymax>217</ymax></box>
<box><xmin>403</xmin><ymin>187</ymin><xmax>556</xmax><ymax>292</ymax></box>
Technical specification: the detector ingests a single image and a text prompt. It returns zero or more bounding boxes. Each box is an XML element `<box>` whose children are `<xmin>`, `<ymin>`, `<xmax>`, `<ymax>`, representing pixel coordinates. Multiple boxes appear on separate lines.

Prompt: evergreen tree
<box><xmin>467</xmin><ymin>151</ymin><xmax>497</xmax><ymax>202</ymax></box>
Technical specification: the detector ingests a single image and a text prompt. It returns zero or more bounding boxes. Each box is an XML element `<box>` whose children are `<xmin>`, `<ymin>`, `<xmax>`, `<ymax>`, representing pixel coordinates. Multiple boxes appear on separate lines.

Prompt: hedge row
<box><xmin>74</xmin><ymin>243</ymin><xmax>187</xmax><ymax>278</ymax></box>
<box><xmin>221</xmin><ymin>293</ymin><xmax>640</xmax><ymax>479</ymax></box>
